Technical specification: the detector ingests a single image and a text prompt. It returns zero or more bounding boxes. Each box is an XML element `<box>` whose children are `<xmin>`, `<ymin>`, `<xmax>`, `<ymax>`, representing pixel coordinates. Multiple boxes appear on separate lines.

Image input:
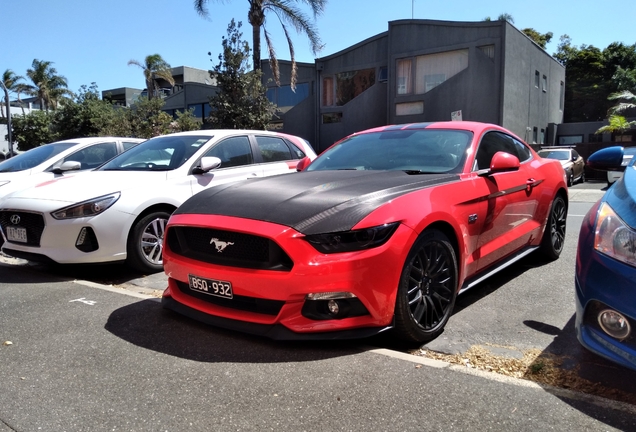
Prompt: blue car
<box><xmin>576</xmin><ymin>146</ymin><xmax>636</xmax><ymax>371</ymax></box>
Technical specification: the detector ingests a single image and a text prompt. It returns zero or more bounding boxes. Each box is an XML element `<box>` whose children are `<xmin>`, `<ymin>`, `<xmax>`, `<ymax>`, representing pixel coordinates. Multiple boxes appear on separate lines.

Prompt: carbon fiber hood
<box><xmin>175</xmin><ymin>170</ymin><xmax>459</xmax><ymax>234</ymax></box>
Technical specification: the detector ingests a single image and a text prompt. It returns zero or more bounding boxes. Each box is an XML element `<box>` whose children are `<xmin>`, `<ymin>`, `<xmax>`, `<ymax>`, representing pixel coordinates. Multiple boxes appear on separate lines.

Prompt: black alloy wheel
<box><xmin>539</xmin><ymin>195</ymin><xmax>567</xmax><ymax>260</ymax></box>
<box><xmin>394</xmin><ymin>229</ymin><xmax>458</xmax><ymax>343</ymax></box>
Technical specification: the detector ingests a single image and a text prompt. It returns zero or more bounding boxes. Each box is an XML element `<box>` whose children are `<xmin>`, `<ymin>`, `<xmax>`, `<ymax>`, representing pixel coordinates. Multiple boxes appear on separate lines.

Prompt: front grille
<box><xmin>167</xmin><ymin>226</ymin><xmax>293</xmax><ymax>271</ymax></box>
<box><xmin>0</xmin><ymin>211</ymin><xmax>45</xmax><ymax>247</ymax></box>
<box><xmin>174</xmin><ymin>279</ymin><xmax>285</xmax><ymax>316</ymax></box>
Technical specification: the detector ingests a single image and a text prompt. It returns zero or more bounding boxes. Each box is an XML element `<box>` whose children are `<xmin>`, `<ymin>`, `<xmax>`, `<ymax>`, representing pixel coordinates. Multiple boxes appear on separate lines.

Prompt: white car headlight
<box><xmin>51</xmin><ymin>192</ymin><xmax>121</xmax><ymax>220</ymax></box>
<box><xmin>594</xmin><ymin>202</ymin><xmax>636</xmax><ymax>267</ymax></box>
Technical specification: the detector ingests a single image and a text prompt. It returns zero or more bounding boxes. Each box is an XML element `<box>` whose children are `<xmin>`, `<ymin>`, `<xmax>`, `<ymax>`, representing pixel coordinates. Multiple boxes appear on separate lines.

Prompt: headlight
<box><xmin>304</xmin><ymin>222</ymin><xmax>399</xmax><ymax>253</ymax></box>
<box><xmin>594</xmin><ymin>202</ymin><xmax>636</xmax><ymax>267</ymax></box>
<box><xmin>51</xmin><ymin>192</ymin><xmax>121</xmax><ymax>220</ymax></box>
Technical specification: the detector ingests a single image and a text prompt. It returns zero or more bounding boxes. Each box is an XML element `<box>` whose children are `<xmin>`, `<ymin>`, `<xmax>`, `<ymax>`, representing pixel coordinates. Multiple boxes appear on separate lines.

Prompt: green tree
<box><xmin>126</xmin><ymin>96</ymin><xmax>174</xmax><ymax>138</ymax></box>
<box><xmin>194</xmin><ymin>0</ymin><xmax>326</xmax><ymax>89</ymax></box>
<box><xmin>207</xmin><ymin>20</ymin><xmax>276</xmax><ymax>130</ymax></box>
<box><xmin>595</xmin><ymin>114</ymin><xmax>636</xmax><ymax>135</ymax></box>
<box><xmin>53</xmin><ymin>83</ymin><xmax>121</xmax><ymax>140</ymax></box>
<box><xmin>127</xmin><ymin>54</ymin><xmax>175</xmax><ymax>100</ymax></box>
<box><xmin>10</xmin><ymin>110</ymin><xmax>57</xmax><ymax>151</ymax></box>
<box><xmin>522</xmin><ymin>28</ymin><xmax>553</xmax><ymax>50</ymax></box>
<box><xmin>23</xmin><ymin>59</ymin><xmax>73</xmax><ymax>111</ymax></box>
<box><xmin>171</xmin><ymin>108</ymin><xmax>202</xmax><ymax>133</ymax></box>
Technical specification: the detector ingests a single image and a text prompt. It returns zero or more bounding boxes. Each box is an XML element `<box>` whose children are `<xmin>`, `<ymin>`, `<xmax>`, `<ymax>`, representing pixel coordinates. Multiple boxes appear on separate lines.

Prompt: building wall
<box><xmin>501</xmin><ymin>23</ymin><xmax>565</xmax><ymax>142</ymax></box>
<box><xmin>388</xmin><ymin>20</ymin><xmax>503</xmax><ymax>126</ymax></box>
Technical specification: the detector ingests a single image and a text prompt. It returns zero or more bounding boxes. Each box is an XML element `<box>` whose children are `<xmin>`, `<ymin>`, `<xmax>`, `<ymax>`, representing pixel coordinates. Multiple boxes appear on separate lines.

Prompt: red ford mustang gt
<box><xmin>162</xmin><ymin>121</ymin><xmax>568</xmax><ymax>342</ymax></box>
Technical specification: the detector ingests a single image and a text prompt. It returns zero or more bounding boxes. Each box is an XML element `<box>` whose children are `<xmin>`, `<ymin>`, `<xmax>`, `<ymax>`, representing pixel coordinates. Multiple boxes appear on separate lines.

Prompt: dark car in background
<box><xmin>576</xmin><ymin>146</ymin><xmax>636</xmax><ymax>372</ymax></box>
<box><xmin>537</xmin><ymin>147</ymin><xmax>585</xmax><ymax>186</ymax></box>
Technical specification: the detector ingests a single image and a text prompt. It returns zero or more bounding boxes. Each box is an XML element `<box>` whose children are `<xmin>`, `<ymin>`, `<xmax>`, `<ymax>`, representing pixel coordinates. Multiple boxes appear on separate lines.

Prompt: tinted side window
<box><xmin>289</xmin><ymin>142</ymin><xmax>306</xmax><ymax>159</ymax></box>
<box><xmin>255</xmin><ymin>136</ymin><xmax>293</xmax><ymax>162</ymax></box>
<box><xmin>123</xmin><ymin>141</ymin><xmax>141</xmax><ymax>151</ymax></box>
<box><xmin>204</xmin><ymin>136</ymin><xmax>253</xmax><ymax>168</ymax></box>
<box><xmin>572</xmin><ymin>150</ymin><xmax>579</xmax><ymax>159</ymax></box>
<box><xmin>64</xmin><ymin>142</ymin><xmax>118</xmax><ymax>169</ymax></box>
<box><xmin>475</xmin><ymin>132</ymin><xmax>525</xmax><ymax>170</ymax></box>
<box><xmin>512</xmin><ymin>137</ymin><xmax>531</xmax><ymax>162</ymax></box>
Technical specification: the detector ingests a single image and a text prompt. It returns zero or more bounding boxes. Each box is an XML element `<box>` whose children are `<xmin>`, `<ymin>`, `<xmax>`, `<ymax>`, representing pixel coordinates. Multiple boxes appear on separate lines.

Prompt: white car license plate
<box><xmin>6</xmin><ymin>226</ymin><xmax>27</xmax><ymax>243</ymax></box>
<box><xmin>188</xmin><ymin>274</ymin><xmax>233</xmax><ymax>299</ymax></box>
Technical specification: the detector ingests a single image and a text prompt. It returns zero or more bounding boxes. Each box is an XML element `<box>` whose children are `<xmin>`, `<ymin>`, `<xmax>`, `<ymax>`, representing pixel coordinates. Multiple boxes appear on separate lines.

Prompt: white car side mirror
<box><xmin>199</xmin><ymin>156</ymin><xmax>222</xmax><ymax>173</ymax></box>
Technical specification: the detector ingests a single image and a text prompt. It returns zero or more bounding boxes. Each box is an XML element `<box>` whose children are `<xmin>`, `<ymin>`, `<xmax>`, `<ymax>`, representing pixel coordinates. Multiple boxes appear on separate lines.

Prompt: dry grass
<box><xmin>413</xmin><ymin>344</ymin><xmax>636</xmax><ymax>406</ymax></box>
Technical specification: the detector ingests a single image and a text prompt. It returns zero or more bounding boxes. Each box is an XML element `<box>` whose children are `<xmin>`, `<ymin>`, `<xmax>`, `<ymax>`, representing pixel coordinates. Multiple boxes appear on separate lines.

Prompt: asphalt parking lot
<box><xmin>2</xmin><ymin>180</ymin><xmax>636</xmax><ymax>429</ymax></box>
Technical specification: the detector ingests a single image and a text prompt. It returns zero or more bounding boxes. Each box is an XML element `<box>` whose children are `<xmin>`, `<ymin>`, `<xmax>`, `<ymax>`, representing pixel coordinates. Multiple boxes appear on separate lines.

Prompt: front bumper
<box><xmin>575</xmin><ymin>223</ymin><xmax>636</xmax><ymax>371</ymax></box>
<box><xmin>0</xmin><ymin>202</ymin><xmax>133</xmax><ymax>265</ymax></box>
<box><xmin>162</xmin><ymin>214</ymin><xmax>418</xmax><ymax>338</ymax></box>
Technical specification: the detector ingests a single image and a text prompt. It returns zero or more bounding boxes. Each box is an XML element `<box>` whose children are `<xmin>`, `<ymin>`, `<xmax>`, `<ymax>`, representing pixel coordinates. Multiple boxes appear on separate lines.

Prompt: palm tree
<box><xmin>1</xmin><ymin>69</ymin><xmax>25</xmax><ymax>118</ymax></box>
<box><xmin>595</xmin><ymin>114</ymin><xmax>635</xmax><ymax>135</ymax></box>
<box><xmin>24</xmin><ymin>59</ymin><xmax>72</xmax><ymax>111</ymax></box>
<box><xmin>127</xmin><ymin>54</ymin><xmax>175</xmax><ymax>100</ymax></box>
<box><xmin>194</xmin><ymin>0</ymin><xmax>326</xmax><ymax>89</ymax></box>
<box><xmin>608</xmin><ymin>90</ymin><xmax>636</xmax><ymax>115</ymax></box>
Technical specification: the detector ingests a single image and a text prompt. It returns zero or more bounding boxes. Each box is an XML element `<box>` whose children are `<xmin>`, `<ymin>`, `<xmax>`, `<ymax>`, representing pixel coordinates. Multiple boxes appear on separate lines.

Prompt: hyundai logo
<box><xmin>10</xmin><ymin>215</ymin><xmax>20</xmax><ymax>225</ymax></box>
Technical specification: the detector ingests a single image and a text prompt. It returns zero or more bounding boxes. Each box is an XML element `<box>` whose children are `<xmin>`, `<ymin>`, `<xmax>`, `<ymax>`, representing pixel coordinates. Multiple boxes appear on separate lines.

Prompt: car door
<box><xmin>190</xmin><ymin>135</ymin><xmax>263</xmax><ymax>196</ymax></box>
<box><xmin>252</xmin><ymin>135</ymin><xmax>302</xmax><ymax>175</ymax></box>
<box><xmin>472</xmin><ymin>131</ymin><xmax>545</xmax><ymax>270</ymax></box>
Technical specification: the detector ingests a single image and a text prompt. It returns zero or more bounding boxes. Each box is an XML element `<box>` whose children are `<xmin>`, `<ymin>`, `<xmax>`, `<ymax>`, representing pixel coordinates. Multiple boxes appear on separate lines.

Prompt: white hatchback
<box><xmin>0</xmin><ymin>137</ymin><xmax>144</xmax><ymax>200</ymax></box>
<box><xmin>0</xmin><ymin>130</ymin><xmax>316</xmax><ymax>273</ymax></box>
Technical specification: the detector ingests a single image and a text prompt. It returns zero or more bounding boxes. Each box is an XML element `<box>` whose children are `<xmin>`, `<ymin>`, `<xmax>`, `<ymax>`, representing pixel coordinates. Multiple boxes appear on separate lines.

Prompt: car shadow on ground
<box><xmin>104</xmin><ymin>298</ymin><xmax>370</xmax><ymax>364</ymax></box>
<box><xmin>521</xmin><ymin>315</ymin><xmax>636</xmax><ymax>424</ymax></box>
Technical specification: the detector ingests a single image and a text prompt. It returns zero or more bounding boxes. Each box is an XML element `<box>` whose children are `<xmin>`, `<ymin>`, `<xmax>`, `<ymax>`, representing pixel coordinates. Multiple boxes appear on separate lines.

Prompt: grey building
<box><xmin>264</xmin><ymin>19</ymin><xmax>566</xmax><ymax>153</ymax></box>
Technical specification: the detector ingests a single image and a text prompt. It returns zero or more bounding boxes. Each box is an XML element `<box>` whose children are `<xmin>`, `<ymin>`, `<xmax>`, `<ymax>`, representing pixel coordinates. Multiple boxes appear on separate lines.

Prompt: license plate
<box><xmin>188</xmin><ymin>274</ymin><xmax>233</xmax><ymax>299</ymax></box>
<box><xmin>6</xmin><ymin>226</ymin><xmax>27</xmax><ymax>243</ymax></box>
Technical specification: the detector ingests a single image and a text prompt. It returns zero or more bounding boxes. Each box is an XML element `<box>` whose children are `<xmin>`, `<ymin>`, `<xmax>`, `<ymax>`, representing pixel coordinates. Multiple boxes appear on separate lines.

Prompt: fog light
<box><xmin>598</xmin><ymin>309</ymin><xmax>631</xmax><ymax>340</ymax></box>
<box><xmin>76</xmin><ymin>227</ymin><xmax>87</xmax><ymax>245</ymax></box>
<box><xmin>327</xmin><ymin>299</ymin><xmax>339</xmax><ymax>315</ymax></box>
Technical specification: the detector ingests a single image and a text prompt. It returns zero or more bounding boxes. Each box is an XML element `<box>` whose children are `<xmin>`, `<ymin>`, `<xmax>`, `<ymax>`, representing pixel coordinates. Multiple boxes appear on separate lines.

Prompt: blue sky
<box><xmin>2</xmin><ymin>0</ymin><xmax>635</xmax><ymax>95</ymax></box>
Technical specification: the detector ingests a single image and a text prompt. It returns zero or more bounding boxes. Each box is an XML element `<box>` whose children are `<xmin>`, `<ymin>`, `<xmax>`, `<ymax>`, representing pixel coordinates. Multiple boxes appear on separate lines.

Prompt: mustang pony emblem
<box><xmin>210</xmin><ymin>237</ymin><xmax>234</xmax><ymax>253</ymax></box>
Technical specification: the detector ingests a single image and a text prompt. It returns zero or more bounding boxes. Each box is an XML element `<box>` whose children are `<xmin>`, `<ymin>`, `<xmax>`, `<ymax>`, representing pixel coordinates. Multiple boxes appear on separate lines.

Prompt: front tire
<box><xmin>539</xmin><ymin>195</ymin><xmax>566</xmax><ymax>260</ymax></box>
<box><xmin>394</xmin><ymin>229</ymin><xmax>458</xmax><ymax>343</ymax></box>
<box><xmin>126</xmin><ymin>211</ymin><xmax>171</xmax><ymax>273</ymax></box>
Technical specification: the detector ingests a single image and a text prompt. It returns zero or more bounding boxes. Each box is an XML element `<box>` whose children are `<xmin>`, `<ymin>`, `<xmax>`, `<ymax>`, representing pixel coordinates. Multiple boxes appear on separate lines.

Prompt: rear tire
<box><xmin>539</xmin><ymin>195</ymin><xmax>566</xmax><ymax>260</ymax></box>
<box><xmin>393</xmin><ymin>229</ymin><xmax>458</xmax><ymax>343</ymax></box>
<box><xmin>126</xmin><ymin>211</ymin><xmax>171</xmax><ymax>274</ymax></box>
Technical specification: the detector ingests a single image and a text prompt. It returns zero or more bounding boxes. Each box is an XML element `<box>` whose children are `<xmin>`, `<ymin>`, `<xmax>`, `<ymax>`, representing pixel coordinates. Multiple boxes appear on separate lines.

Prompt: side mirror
<box><xmin>488</xmin><ymin>151</ymin><xmax>520</xmax><ymax>174</ymax></box>
<box><xmin>587</xmin><ymin>146</ymin><xmax>624</xmax><ymax>171</ymax></box>
<box><xmin>51</xmin><ymin>160</ymin><xmax>82</xmax><ymax>174</ymax></box>
<box><xmin>193</xmin><ymin>156</ymin><xmax>222</xmax><ymax>174</ymax></box>
<box><xmin>296</xmin><ymin>156</ymin><xmax>312</xmax><ymax>172</ymax></box>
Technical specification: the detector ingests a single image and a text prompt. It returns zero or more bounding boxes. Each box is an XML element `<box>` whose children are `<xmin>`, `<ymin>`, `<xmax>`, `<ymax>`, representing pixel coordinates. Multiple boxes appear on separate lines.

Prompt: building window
<box><xmin>396</xmin><ymin>101</ymin><xmax>424</xmax><ymax>116</ymax></box>
<box><xmin>396</xmin><ymin>59</ymin><xmax>412</xmax><ymax>95</ymax></box>
<box><xmin>540</xmin><ymin>129</ymin><xmax>545</xmax><ymax>144</ymax></box>
<box><xmin>557</xmin><ymin>135</ymin><xmax>583</xmax><ymax>145</ymax></box>
<box><xmin>378</xmin><ymin>66</ymin><xmax>388</xmax><ymax>82</ymax></box>
<box><xmin>615</xmin><ymin>134</ymin><xmax>634</xmax><ymax>142</ymax></box>
<box><xmin>322</xmin><ymin>112</ymin><xmax>342</xmax><ymax>124</ymax></box>
<box><xmin>542</xmin><ymin>75</ymin><xmax>547</xmax><ymax>92</ymax></box>
<box><xmin>415</xmin><ymin>49</ymin><xmax>468</xmax><ymax>94</ymax></box>
<box><xmin>532</xmin><ymin>127</ymin><xmax>538</xmax><ymax>144</ymax></box>
<box><xmin>267</xmin><ymin>83</ymin><xmax>310</xmax><ymax>108</ymax></box>
<box><xmin>588</xmin><ymin>133</ymin><xmax>603</xmax><ymax>143</ymax></box>
<box><xmin>535</xmin><ymin>71</ymin><xmax>540</xmax><ymax>88</ymax></box>
<box><xmin>336</xmin><ymin>68</ymin><xmax>375</xmax><ymax>106</ymax></box>
<box><xmin>478</xmin><ymin>45</ymin><xmax>495</xmax><ymax>60</ymax></box>
<box><xmin>322</xmin><ymin>77</ymin><xmax>334</xmax><ymax>106</ymax></box>
<box><xmin>560</xmin><ymin>81</ymin><xmax>565</xmax><ymax>110</ymax></box>
<box><xmin>188</xmin><ymin>103</ymin><xmax>203</xmax><ymax>118</ymax></box>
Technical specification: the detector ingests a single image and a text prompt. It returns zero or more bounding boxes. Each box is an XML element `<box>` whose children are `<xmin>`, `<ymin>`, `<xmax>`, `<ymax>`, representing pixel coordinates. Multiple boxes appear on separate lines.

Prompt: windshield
<box><xmin>306</xmin><ymin>129</ymin><xmax>473</xmax><ymax>174</ymax></box>
<box><xmin>538</xmin><ymin>150</ymin><xmax>570</xmax><ymax>161</ymax></box>
<box><xmin>99</xmin><ymin>135</ymin><xmax>211</xmax><ymax>171</ymax></box>
<box><xmin>0</xmin><ymin>142</ymin><xmax>77</xmax><ymax>173</ymax></box>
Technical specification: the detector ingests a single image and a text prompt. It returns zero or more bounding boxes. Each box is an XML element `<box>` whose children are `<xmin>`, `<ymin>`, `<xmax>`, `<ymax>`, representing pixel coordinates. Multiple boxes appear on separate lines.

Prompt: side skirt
<box><xmin>458</xmin><ymin>246</ymin><xmax>539</xmax><ymax>295</ymax></box>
